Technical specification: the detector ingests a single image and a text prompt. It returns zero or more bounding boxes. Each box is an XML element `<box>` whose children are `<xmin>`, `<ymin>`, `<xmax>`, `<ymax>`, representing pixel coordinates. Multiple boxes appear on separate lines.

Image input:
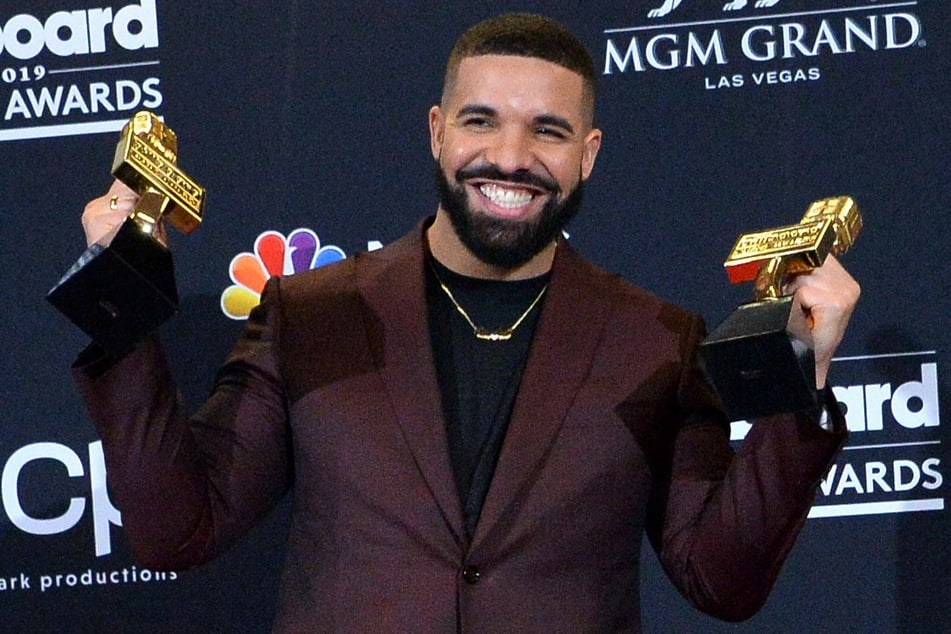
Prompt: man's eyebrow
<box><xmin>534</xmin><ymin>114</ymin><xmax>575</xmax><ymax>135</ymax></box>
<box><xmin>456</xmin><ymin>104</ymin><xmax>497</xmax><ymax>118</ymax></box>
<box><xmin>454</xmin><ymin>106</ymin><xmax>576</xmax><ymax>135</ymax></box>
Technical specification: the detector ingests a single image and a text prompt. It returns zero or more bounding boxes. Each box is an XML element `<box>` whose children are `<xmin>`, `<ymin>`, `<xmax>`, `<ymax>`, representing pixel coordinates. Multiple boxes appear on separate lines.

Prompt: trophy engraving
<box><xmin>47</xmin><ymin>111</ymin><xmax>206</xmax><ymax>355</ymax></box>
<box><xmin>699</xmin><ymin>196</ymin><xmax>861</xmax><ymax>420</ymax></box>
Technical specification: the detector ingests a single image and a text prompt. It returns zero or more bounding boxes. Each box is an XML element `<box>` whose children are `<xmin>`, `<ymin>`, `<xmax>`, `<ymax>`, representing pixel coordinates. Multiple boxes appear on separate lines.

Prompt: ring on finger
<box><xmin>109</xmin><ymin>195</ymin><xmax>119</xmax><ymax>210</ymax></box>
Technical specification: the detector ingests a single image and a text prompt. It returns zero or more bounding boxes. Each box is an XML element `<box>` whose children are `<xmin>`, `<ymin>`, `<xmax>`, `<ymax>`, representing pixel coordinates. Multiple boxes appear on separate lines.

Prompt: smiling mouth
<box><xmin>478</xmin><ymin>182</ymin><xmax>536</xmax><ymax>208</ymax></box>
<box><xmin>473</xmin><ymin>182</ymin><xmax>545</xmax><ymax>211</ymax></box>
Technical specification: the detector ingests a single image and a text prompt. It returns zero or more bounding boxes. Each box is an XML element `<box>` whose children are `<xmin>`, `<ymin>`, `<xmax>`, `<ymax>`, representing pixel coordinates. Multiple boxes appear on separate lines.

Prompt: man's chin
<box><xmin>456</xmin><ymin>214</ymin><xmax>549</xmax><ymax>268</ymax></box>
<box><xmin>469</xmin><ymin>207</ymin><xmax>544</xmax><ymax>231</ymax></box>
<box><xmin>434</xmin><ymin>162</ymin><xmax>583</xmax><ymax>269</ymax></box>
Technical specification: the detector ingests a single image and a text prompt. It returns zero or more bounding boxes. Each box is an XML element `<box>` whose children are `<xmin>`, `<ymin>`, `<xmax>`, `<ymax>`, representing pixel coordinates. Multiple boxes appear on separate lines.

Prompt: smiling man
<box><xmin>75</xmin><ymin>13</ymin><xmax>859</xmax><ymax>632</ymax></box>
<box><xmin>427</xmin><ymin>49</ymin><xmax>601</xmax><ymax>277</ymax></box>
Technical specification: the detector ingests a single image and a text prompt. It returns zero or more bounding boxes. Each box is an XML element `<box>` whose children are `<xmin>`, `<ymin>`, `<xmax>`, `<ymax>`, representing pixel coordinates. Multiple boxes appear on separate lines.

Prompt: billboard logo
<box><xmin>1</xmin><ymin>1</ymin><xmax>164</xmax><ymax>142</ymax></box>
<box><xmin>0</xmin><ymin>2</ymin><xmax>158</xmax><ymax>60</ymax></box>
<box><xmin>221</xmin><ymin>228</ymin><xmax>346</xmax><ymax>320</ymax></box>
<box><xmin>835</xmin><ymin>361</ymin><xmax>938</xmax><ymax>432</ymax></box>
<box><xmin>732</xmin><ymin>351</ymin><xmax>945</xmax><ymax>518</ymax></box>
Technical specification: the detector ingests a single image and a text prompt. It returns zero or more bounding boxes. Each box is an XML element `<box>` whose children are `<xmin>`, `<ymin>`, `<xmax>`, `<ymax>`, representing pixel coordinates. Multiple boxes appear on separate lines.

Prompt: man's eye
<box><xmin>536</xmin><ymin>126</ymin><xmax>567</xmax><ymax>139</ymax></box>
<box><xmin>462</xmin><ymin>117</ymin><xmax>491</xmax><ymax>128</ymax></box>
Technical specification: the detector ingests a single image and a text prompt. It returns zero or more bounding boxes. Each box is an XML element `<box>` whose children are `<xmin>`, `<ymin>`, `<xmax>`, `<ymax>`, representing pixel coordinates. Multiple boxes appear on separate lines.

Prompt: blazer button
<box><xmin>461</xmin><ymin>565</ymin><xmax>481</xmax><ymax>585</ymax></box>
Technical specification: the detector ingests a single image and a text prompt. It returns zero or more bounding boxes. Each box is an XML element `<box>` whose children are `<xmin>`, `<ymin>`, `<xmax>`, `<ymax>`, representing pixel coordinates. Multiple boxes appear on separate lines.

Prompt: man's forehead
<box><xmin>455</xmin><ymin>53</ymin><xmax>583</xmax><ymax>78</ymax></box>
<box><xmin>450</xmin><ymin>55</ymin><xmax>585</xmax><ymax>100</ymax></box>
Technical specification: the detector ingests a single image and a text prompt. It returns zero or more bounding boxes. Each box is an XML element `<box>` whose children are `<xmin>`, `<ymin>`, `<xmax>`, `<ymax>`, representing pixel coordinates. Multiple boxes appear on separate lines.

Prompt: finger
<box><xmin>783</xmin><ymin>254</ymin><xmax>843</xmax><ymax>297</ymax></box>
<box><xmin>105</xmin><ymin>178</ymin><xmax>138</xmax><ymax>198</ymax></box>
<box><xmin>102</xmin><ymin>179</ymin><xmax>139</xmax><ymax>214</ymax></box>
<box><xmin>85</xmin><ymin>182</ymin><xmax>138</xmax><ymax>218</ymax></box>
<box><xmin>82</xmin><ymin>181</ymin><xmax>140</xmax><ymax>246</ymax></box>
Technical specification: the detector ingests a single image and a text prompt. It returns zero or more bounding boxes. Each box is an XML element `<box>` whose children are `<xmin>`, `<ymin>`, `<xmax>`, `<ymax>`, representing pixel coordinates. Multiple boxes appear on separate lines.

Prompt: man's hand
<box><xmin>81</xmin><ymin>180</ymin><xmax>139</xmax><ymax>247</ymax></box>
<box><xmin>784</xmin><ymin>254</ymin><xmax>861</xmax><ymax>388</ymax></box>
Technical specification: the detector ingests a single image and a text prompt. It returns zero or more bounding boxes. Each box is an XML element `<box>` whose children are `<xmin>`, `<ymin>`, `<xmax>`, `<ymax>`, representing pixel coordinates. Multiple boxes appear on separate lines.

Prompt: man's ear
<box><xmin>580</xmin><ymin>128</ymin><xmax>602</xmax><ymax>181</ymax></box>
<box><xmin>429</xmin><ymin>105</ymin><xmax>445</xmax><ymax>160</ymax></box>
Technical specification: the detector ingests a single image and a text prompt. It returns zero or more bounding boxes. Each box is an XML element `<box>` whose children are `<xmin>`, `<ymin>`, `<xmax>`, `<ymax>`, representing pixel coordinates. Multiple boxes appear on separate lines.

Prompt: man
<box><xmin>76</xmin><ymin>13</ymin><xmax>859</xmax><ymax>632</ymax></box>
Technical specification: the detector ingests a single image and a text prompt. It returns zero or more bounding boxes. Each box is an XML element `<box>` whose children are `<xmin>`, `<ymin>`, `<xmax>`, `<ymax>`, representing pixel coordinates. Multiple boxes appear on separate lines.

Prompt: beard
<box><xmin>434</xmin><ymin>162</ymin><xmax>584</xmax><ymax>269</ymax></box>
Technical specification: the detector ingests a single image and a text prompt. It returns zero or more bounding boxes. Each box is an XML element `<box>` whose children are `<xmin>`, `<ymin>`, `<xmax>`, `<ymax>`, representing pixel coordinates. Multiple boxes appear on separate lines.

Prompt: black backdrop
<box><xmin>1</xmin><ymin>1</ymin><xmax>948</xmax><ymax>631</ymax></box>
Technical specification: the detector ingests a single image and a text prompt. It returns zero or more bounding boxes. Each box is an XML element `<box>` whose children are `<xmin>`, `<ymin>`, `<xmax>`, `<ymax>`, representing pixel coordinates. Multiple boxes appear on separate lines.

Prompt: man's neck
<box><xmin>426</xmin><ymin>209</ymin><xmax>557</xmax><ymax>281</ymax></box>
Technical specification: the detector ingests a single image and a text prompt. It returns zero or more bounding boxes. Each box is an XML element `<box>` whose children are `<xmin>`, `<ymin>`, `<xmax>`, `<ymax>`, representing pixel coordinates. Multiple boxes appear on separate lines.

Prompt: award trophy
<box><xmin>699</xmin><ymin>196</ymin><xmax>861</xmax><ymax>420</ymax></box>
<box><xmin>47</xmin><ymin>111</ymin><xmax>206</xmax><ymax>355</ymax></box>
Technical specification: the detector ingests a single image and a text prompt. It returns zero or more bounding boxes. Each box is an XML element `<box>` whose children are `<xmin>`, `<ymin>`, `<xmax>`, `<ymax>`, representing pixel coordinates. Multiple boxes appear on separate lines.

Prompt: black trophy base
<box><xmin>47</xmin><ymin>219</ymin><xmax>178</xmax><ymax>356</ymax></box>
<box><xmin>699</xmin><ymin>296</ymin><xmax>818</xmax><ymax>421</ymax></box>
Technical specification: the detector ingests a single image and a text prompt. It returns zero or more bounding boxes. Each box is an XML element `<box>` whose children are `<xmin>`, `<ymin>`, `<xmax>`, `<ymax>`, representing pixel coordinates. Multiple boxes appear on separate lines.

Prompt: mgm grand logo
<box><xmin>648</xmin><ymin>0</ymin><xmax>783</xmax><ymax>19</ymax></box>
<box><xmin>603</xmin><ymin>1</ymin><xmax>924</xmax><ymax>83</ymax></box>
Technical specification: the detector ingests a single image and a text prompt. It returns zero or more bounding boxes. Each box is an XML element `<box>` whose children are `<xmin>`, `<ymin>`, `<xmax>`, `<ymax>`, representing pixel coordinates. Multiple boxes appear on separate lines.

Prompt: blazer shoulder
<box><xmin>276</xmin><ymin>229</ymin><xmax>417</xmax><ymax>311</ymax></box>
<box><xmin>557</xmin><ymin>245</ymin><xmax>701</xmax><ymax>336</ymax></box>
<box><xmin>262</xmin><ymin>233</ymin><xmax>420</xmax><ymax>401</ymax></box>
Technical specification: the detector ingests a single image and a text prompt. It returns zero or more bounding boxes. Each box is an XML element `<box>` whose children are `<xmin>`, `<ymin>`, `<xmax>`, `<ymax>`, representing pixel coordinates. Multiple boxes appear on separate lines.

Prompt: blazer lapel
<box><xmin>471</xmin><ymin>243</ymin><xmax>618</xmax><ymax>550</ymax></box>
<box><xmin>355</xmin><ymin>226</ymin><xmax>466</xmax><ymax>545</ymax></box>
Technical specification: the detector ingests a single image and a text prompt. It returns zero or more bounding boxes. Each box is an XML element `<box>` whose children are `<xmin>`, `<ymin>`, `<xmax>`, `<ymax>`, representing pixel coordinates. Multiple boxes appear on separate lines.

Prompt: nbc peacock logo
<box><xmin>220</xmin><ymin>228</ymin><xmax>346</xmax><ymax>319</ymax></box>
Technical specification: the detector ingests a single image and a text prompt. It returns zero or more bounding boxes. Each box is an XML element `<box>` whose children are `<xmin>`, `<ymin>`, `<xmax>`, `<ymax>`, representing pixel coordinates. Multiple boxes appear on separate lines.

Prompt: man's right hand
<box><xmin>81</xmin><ymin>180</ymin><xmax>139</xmax><ymax>247</ymax></box>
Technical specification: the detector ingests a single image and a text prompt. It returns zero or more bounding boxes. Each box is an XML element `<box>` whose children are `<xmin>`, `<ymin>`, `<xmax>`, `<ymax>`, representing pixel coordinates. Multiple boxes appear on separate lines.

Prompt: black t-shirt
<box><xmin>426</xmin><ymin>256</ymin><xmax>549</xmax><ymax>538</ymax></box>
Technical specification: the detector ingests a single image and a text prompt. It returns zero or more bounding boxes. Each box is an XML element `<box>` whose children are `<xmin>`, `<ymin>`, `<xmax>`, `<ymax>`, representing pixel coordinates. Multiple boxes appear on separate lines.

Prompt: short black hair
<box><xmin>442</xmin><ymin>13</ymin><xmax>596</xmax><ymax>122</ymax></box>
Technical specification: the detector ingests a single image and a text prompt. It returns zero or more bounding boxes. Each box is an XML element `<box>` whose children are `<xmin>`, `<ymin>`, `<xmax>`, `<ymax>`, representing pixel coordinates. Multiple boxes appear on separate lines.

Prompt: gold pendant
<box><xmin>429</xmin><ymin>259</ymin><xmax>548</xmax><ymax>343</ymax></box>
<box><xmin>475</xmin><ymin>328</ymin><xmax>514</xmax><ymax>341</ymax></box>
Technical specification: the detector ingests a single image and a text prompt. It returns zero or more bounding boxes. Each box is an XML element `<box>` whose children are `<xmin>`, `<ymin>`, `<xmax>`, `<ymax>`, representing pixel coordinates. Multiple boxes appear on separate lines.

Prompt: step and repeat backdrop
<box><xmin>1</xmin><ymin>1</ymin><xmax>947</xmax><ymax>631</ymax></box>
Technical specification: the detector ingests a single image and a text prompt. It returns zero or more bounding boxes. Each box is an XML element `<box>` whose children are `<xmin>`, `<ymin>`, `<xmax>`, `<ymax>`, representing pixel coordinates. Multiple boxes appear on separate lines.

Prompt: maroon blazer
<box><xmin>75</xmin><ymin>224</ymin><xmax>846</xmax><ymax>632</ymax></box>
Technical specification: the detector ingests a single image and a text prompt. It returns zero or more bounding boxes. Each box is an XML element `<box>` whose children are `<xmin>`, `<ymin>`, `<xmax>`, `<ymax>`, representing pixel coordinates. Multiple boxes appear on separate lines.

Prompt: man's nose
<box><xmin>484</xmin><ymin>127</ymin><xmax>534</xmax><ymax>174</ymax></box>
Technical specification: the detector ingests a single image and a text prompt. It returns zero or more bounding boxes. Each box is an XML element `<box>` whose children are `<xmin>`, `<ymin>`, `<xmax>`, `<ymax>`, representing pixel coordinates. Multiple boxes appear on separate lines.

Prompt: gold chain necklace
<box><xmin>430</xmin><ymin>263</ymin><xmax>548</xmax><ymax>341</ymax></box>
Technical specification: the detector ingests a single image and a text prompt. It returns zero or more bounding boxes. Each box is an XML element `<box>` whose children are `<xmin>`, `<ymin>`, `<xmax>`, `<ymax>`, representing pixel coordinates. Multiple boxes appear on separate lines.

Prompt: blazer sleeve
<box><xmin>72</xmin><ymin>277</ymin><xmax>293</xmax><ymax>570</ymax></box>
<box><xmin>646</xmin><ymin>313</ymin><xmax>847</xmax><ymax>622</ymax></box>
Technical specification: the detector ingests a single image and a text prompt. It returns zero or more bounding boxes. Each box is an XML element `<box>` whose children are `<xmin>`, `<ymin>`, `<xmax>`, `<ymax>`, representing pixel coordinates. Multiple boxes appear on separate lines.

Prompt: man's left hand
<box><xmin>784</xmin><ymin>254</ymin><xmax>861</xmax><ymax>388</ymax></box>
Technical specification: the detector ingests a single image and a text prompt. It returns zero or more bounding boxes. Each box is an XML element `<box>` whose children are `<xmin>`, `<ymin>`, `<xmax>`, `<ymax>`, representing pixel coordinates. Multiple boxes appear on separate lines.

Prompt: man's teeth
<box><xmin>479</xmin><ymin>183</ymin><xmax>533</xmax><ymax>208</ymax></box>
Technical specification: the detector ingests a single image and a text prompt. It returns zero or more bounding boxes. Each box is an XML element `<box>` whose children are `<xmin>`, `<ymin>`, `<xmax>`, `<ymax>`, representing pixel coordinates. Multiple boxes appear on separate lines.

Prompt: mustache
<box><xmin>455</xmin><ymin>164</ymin><xmax>560</xmax><ymax>194</ymax></box>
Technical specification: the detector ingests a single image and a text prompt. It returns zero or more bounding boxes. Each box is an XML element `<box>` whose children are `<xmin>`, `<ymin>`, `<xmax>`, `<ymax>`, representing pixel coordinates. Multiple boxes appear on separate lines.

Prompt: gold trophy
<box><xmin>699</xmin><ymin>196</ymin><xmax>861</xmax><ymax>420</ymax></box>
<box><xmin>47</xmin><ymin>111</ymin><xmax>206</xmax><ymax>355</ymax></box>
